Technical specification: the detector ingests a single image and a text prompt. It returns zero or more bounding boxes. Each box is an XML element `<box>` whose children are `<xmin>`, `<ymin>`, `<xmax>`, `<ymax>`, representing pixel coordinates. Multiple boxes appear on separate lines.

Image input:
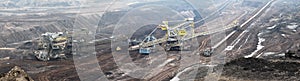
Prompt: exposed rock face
<box><xmin>0</xmin><ymin>66</ymin><xmax>34</xmax><ymax>81</ymax></box>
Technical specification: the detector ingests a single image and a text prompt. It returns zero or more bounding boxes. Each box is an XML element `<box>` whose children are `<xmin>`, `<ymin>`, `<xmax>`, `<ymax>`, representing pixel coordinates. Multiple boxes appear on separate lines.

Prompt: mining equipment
<box><xmin>33</xmin><ymin>32</ymin><xmax>72</xmax><ymax>61</ymax></box>
<box><xmin>127</xmin><ymin>0</ymin><xmax>275</xmax><ymax>56</ymax></box>
<box><xmin>127</xmin><ymin>16</ymin><xmax>239</xmax><ymax>56</ymax></box>
<box><xmin>128</xmin><ymin>18</ymin><xmax>194</xmax><ymax>54</ymax></box>
<box><xmin>203</xmin><ymin>48</ymin><xmax>214</xmax><ymax>57</ymax></box>
<box><xmin>129</xmin><ymin>39</ymin><xmax>141</xmax><ymax>46</ymax></box>
<box><xmin>139</xmin><ymin>36</ymin><xmax>157</xmax><ymax>54</ymax></box>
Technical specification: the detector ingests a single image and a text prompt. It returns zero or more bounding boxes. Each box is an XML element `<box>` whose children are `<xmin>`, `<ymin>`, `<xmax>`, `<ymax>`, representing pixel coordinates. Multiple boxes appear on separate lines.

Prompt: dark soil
<box><xmin>222</xmin><ymin>58</ymin><xmax>300</xmax><ymax>81</ymax></box>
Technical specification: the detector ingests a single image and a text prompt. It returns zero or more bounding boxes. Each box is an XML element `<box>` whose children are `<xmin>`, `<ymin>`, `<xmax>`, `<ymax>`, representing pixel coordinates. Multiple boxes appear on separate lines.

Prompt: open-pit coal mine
<box><xmin>1</xmin><ymin>0</ymin><xmax>300</xmax><ymax>81</ymax></box>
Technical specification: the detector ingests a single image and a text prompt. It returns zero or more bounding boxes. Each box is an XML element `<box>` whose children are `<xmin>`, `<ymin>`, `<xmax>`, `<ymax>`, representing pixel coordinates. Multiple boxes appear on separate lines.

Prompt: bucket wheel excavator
<box><xmin>33</xmin><ymin>32</ymin><xmax>72</xmax><ymax>61</ymax></box>
<box><xmin>129</xmin><ymin>18</ymin><xmax>195</xmax><ymax>54</ymax></box>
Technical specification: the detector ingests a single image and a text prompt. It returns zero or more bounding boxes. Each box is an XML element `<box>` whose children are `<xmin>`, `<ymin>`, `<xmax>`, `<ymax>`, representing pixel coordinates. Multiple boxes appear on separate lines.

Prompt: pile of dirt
<box><xmin>222</xmin><ymin>58</ymin><xmax>300</xmax><ymax>81</ymax></box>
<box><xmin>0</xmin><ymin>66</ymin><xmax>34</xmax><ymax>81</ymax></box>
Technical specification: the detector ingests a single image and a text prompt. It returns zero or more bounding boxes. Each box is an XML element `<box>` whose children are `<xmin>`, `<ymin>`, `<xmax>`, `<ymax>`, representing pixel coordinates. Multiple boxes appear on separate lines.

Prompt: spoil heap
<box><xmin>221</xmin><ymin>58</ymin><xmax>300</xmax><ymax>81</ymax></box>
<box><xmin>0</xmin><ymin>66</ymin><xmax>34</xmax><ymax>81</ymax></box>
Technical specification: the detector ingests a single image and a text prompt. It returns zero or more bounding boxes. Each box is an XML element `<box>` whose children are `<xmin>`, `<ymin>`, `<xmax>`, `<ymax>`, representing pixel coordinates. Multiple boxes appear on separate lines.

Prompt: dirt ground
<box><xmin>0</xmin><ymin>0</ymin><xmax>299</xmax><ymax>81</ymax></box>
<box><xmin>220</xmin><ymin>57</ymin><xmax>300</xmax><ymax>81</ymax></box>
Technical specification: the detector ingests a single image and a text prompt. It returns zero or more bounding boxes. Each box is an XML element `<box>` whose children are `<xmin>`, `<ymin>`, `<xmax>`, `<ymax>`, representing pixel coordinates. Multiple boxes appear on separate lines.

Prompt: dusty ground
<box><xmin>0</xmin><ymin>0</ymin><xmax>300</xmax><ymax>81</ymax></box>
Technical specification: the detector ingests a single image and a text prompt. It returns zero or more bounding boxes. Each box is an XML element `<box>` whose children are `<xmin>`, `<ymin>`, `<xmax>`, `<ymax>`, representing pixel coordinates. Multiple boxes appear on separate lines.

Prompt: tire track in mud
<box><xmin>147</xmin><ymin>66</ymin><xmax>178</xmax><ymax>81</ymax></box>
<box><xmin>147</xmin><ymin>37</ymin><xmax>210</xmax><ymax>81</ymax></box>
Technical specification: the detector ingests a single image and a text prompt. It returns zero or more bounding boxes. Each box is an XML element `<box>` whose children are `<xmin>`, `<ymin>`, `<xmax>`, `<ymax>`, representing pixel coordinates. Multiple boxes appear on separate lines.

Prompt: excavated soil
<box><xmin>0</xmin><ymin>66</ymin><xmax>34</xmax><ymax>81</ymax></box>
<box><xmin>221</xmin><ymin>58</ymin><xmax>300</xmax><ymax>81</ymax></box>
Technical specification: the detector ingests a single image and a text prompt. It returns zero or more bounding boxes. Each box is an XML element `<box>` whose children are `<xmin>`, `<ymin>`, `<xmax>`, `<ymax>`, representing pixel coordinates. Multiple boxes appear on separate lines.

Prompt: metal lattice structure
<box><xmin>34</xmin><ymin>32</ymin><xmax>71</xmax><ymax>61</ymax></box>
